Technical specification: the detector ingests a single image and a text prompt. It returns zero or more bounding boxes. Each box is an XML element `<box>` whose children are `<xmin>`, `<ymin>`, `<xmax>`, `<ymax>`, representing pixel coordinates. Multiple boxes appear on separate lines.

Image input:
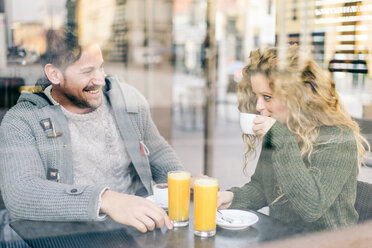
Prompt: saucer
<box><xmin>216</xmin><ymin>209</ymin><xmax>259</xmax><ymax>230</ymax></box>
<box><xmin>146</xmin><ymin>195</ymin><xmax>168</xmax><ymax>210</ymax></box>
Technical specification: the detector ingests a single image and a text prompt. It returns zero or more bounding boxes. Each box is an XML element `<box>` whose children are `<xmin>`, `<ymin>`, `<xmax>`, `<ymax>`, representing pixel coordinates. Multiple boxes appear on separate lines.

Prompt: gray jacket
<box><xmin>0</xmin><ymin>76</ymin><xmax>183</xmax><ymax>221</ymax></box>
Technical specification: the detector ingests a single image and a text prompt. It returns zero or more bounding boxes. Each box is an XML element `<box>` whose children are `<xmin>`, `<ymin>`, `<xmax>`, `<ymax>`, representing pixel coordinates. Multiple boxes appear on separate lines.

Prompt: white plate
<box><xmin>146</xmin><ymin>195</ymin><xmax>168</xmax><ymax>210</ymax></box>
<box><xmin>216</xmin><ymin>209</ymin><xmax>259</xmax><ymax>230</ymax></box>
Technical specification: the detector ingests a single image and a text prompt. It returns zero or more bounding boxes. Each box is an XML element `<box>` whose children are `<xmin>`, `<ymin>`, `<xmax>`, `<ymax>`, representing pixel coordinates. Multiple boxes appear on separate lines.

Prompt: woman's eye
<box><xmin>263</xmin><ymin>95</ymin><xmax>271</xmax><ymax>101</ymax></box>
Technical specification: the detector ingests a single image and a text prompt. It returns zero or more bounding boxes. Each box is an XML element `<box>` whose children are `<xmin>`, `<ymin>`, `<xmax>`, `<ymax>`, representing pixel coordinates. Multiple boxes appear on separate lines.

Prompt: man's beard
<box><xmin>63</xmin><ymin>91</ymin><xmax>101</xmax><ymax>111</ymax></box>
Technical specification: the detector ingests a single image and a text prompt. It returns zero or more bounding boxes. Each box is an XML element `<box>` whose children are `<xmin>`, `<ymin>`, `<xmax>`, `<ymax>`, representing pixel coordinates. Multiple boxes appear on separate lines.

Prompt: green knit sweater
<box><xmin>229</xmin><ymin>121</ymin><xmax>359</xmax><ymax>231</ymax></box>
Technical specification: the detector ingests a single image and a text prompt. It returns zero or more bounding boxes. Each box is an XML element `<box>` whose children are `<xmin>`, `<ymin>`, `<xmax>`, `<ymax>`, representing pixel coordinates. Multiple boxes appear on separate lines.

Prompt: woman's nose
<box><xmin>256</xmin><ymin>98</ymin><xmax>265</xmax><ymax>113</ymax></box>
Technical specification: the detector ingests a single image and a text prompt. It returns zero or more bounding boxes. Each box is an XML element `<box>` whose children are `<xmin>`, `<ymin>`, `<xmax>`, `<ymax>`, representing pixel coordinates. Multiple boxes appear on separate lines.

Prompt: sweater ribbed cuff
<box><xmin>264</xmin><ymin>121</ymin><xmax>294</xmax><ymax>148</ymax></box>
<box><xmin>97</xmin><ymin>187</ymin><xmax>110</xmax><ymax>220</ymax></box>
<box><xmin>227</xmin><ymin>188</ymin><xmax>247</xmax><ymax>209</ymax></box>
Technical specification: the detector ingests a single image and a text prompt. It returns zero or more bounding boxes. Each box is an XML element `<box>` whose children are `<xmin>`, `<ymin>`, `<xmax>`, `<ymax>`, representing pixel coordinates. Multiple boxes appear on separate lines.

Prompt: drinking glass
<box><xmin>168</xmin><ymin>171</ymin><xmax>191</xmax><ymax>227</ymax></box>
<box><xmin>193</xmin><ymin>177</ymin><xmax>218</xmax><ymax>237</ymax></box>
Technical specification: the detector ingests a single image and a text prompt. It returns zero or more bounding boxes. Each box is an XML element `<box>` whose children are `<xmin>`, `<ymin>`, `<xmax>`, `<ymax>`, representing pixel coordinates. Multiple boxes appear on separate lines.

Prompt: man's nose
<box><xmin>93</xmin><ymin>70</ymin><xmax>106</xmax><ymax>86</ymax></box>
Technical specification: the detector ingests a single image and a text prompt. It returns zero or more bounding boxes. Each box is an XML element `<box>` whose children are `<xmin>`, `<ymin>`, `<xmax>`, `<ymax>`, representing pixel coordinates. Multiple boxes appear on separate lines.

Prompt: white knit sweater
<box><xmin>44</xmin><ymin>86</ymin><xmax>140</xmax><ymax>194</ymax></box>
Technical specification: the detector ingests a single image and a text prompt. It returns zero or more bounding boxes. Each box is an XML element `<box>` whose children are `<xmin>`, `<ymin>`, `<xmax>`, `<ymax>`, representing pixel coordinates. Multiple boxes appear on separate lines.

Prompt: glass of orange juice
<box><xmin>168</xmin><ymin>171</ymin><xmax>191</xmax><ymax>227</ymax></box>
<box><xmin>193</xmin><ymin>177</ymin><xmax>218</xmax><ymax>237</ymax></box>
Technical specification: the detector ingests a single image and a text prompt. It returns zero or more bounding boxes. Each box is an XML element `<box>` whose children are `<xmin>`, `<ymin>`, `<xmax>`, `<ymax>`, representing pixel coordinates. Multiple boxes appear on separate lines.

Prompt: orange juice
<box><xmin>193</xmin><ymin>178</ymin><xmax>218</xmax><ymax>237</ymax></box>
<box><xmin>168</xmin><ymin>171</ymin><xmax>191</xmax><ymax>227</ymax></box>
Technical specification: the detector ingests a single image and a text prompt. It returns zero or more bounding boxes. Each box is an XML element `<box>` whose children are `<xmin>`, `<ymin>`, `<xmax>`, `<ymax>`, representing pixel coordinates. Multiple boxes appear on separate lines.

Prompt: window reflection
<box><xmin>0</xmin><ymin>0</ymin><xmax>372</xmax><ymax>246</ymax></box>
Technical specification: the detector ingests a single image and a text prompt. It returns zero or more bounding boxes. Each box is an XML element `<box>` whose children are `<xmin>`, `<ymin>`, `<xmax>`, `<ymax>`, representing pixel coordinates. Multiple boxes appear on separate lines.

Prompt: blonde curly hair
<box><xmin>238</xmin><ymin>47</ymin><xmax>368</xmax><ymax>168</ymax></box>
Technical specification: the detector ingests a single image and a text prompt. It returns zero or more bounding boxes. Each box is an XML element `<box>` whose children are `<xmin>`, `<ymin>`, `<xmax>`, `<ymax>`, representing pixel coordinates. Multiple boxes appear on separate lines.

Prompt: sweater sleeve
<box><xmin>228</xmin><ymin>170</ymin><xmax>268</xmax><ymax>210</ymax></box>
<box><xmin>265</xmin><ymin>121</ymin><xmax>358</xmax><ymax>223</ymax></box>
<box><xmin>137</xmin><ymin>94</ymin><xmax>184</xmax><ymax>183</ymax></box>
<box><xmin>0</xmin><ymin>114</ymin><xmax>106</xmax><ymax>221</ymax></box>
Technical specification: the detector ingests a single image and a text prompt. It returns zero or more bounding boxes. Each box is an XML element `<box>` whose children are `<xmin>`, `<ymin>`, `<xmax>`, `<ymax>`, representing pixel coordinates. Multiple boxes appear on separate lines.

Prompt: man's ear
<box><xmin>44</xmin><ymin>64</ymin><xmax>63</xmax><ymax>85</ymax></box>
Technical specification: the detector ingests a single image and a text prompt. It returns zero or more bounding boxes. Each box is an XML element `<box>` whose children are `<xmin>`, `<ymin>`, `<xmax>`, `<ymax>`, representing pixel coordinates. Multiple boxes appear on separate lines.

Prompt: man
<box><xmin>0</xmin><ymin>29</ymin><xmax>183</xmax><ymax>233</ymax></box>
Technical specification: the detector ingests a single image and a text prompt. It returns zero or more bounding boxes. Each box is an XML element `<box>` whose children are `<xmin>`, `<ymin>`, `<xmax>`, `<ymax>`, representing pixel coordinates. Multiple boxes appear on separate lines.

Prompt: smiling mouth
<box><xmin>85</xmin><ymin>89</ymin><xmax>100</xmax><ymax>94</ymax></box>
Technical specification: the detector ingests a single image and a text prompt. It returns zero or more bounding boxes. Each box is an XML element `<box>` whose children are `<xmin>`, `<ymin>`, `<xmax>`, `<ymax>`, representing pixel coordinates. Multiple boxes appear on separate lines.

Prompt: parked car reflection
<box><xmin>7</xmin><ymin>46</ymin><xmax>39</xmax><ymax>65</ymax></box>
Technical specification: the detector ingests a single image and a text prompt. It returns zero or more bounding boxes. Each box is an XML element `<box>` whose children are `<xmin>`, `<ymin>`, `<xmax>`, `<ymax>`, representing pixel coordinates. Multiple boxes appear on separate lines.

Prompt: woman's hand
<box><xmin>252</xmin><ymin>115</ymin><xmax>276</xmax><ymax>136</ymax></box>
<box><xmin>217</xmin><ymin>191</ymin><xmax>234</xmax><ymax>210</ymax></box>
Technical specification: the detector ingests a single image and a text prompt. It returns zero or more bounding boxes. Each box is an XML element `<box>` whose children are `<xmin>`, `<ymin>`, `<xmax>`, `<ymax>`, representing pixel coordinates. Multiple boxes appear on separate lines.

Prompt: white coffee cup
<box><xmin>239</xmin><ymin>113</ymin><xmax>257</xmax><ymax>135</ymax></box>
<box><xmin>153</xmin><ymin>183</ymin><xmax>168</xmax><ymax>206</ymax></box>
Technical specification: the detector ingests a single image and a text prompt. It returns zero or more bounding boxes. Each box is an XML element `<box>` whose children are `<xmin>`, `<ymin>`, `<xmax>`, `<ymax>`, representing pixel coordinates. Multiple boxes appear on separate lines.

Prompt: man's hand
<box><xmin>217</xmin><ymin>191</ymin><xmax>234</xmax><ymax>210</ymax></box>
<box><xmin>100</xmin><ymin>190</ymin><xmax>173</xmax><ymax>233</ymax></box>
<box><xmin>252</xmin><ymin>115</ymin><xmax>276</xmax><ymax>136</ymax></box>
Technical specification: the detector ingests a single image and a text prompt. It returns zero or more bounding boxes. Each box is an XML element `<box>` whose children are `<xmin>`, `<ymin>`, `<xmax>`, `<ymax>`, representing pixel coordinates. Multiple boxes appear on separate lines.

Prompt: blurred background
<box><xmin>1</xmin><ymin>0</ymin><xmax>372</xmax><ymax>191</ymax></box>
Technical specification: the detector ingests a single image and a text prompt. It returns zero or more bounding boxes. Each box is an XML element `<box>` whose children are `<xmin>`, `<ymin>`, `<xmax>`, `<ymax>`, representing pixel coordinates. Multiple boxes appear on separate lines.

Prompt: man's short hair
<box><xmin>40</xmin><ymin>28</ymin><xmax>82</xmax><ymax>71</ymax></box>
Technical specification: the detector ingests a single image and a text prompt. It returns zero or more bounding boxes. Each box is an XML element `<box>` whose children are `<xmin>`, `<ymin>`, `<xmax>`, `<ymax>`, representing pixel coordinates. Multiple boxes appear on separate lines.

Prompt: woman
<box><xmin>217</xmin><ymin>47</ymin><xmax>368</xmax><ymax>231</ymax></box>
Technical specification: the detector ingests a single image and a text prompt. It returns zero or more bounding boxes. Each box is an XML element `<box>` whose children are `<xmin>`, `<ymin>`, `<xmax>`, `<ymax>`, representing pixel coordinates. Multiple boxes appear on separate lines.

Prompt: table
<box><xmin>10</xmin><ymin>204</ymin><xmax>306</xmax><ymax>248</ymax></box>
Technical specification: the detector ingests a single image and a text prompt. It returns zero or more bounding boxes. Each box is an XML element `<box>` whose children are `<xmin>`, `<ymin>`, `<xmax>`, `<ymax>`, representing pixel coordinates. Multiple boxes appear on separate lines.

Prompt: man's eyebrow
<box><xmin>80</xmin><ymin>66</ymin><xmax>95</xmax><ymax>71</ymax></box>
<box><xmin>82</xmin><ymin>62</ymin><xmax>104</xmax><ymax>69</ymax></box>
<box><xmin>80</xmin><ymin>61</ymin><xmax>104</xmax><ymax>72</ymax></box>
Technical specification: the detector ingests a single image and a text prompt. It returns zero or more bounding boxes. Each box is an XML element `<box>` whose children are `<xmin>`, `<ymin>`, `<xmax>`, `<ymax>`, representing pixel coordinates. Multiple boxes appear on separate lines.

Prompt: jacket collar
<box><xmin>18</xmin><ymin>77</ymin><xmax>114</xmax><ymax>109</ymax></box>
